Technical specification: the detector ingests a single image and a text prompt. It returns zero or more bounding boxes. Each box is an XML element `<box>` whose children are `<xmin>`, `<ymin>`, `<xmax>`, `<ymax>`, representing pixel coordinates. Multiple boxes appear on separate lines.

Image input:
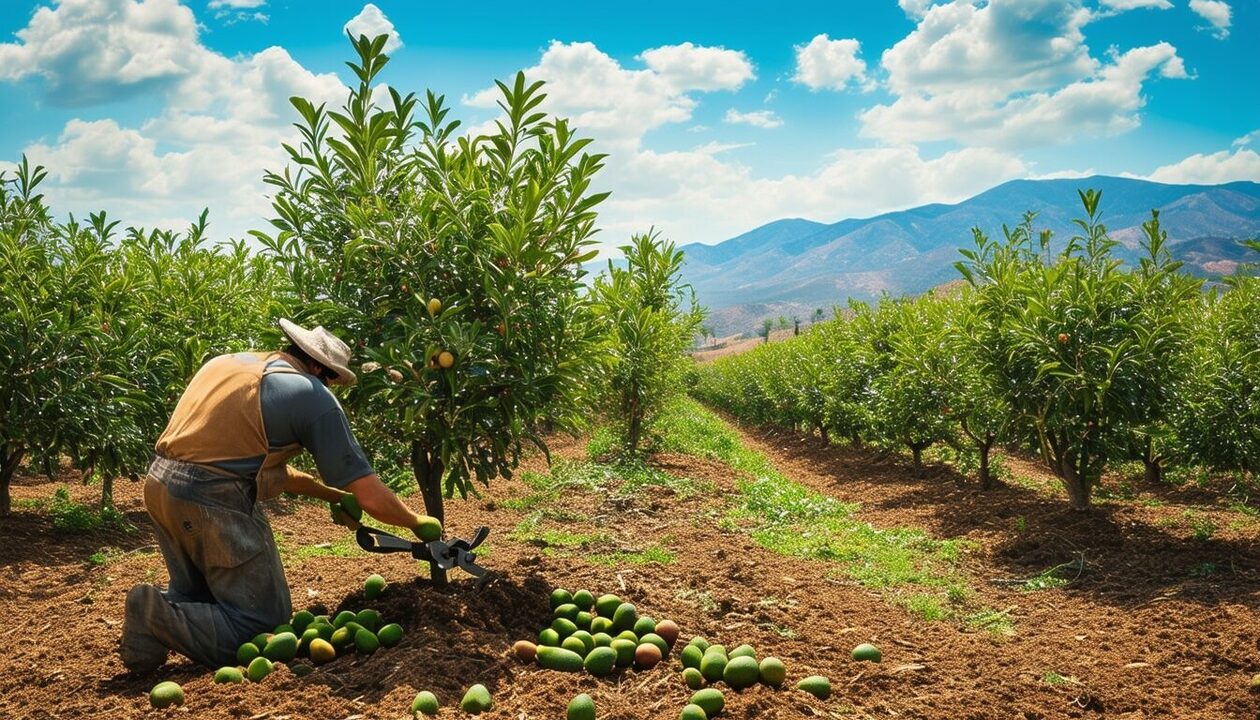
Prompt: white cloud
<box><xmin>861</xmin><ymin>0</ymin><xmax>1189</xmax><ymax>148</ymax></box>
<box><xmin>898</xmin><ymin>0</ymin><xmax>938</xmax><ymax>18</ymax></box>
<box><xmin>1189</xmin><ymin>0</ymin><xmax>1231</xmax><ymax>38</ymax></box>
<box><xmin>1099</xmin><ymin>0</ymin><xmax>1171</xmax><ymax>10</ymax></box>
<box><xmin>1148</xmin><ymin>147</ymin><xmax>1260</xmax><ymax>184</ymax></box>
<box><xmin>0</xmin><ymin>0</ymin><xmax>204</xmax><ymax>105</ymax></box>
<box><xmin>724</xmin><ymin>109</ymin><xmax>783</xmax><ymax>129</ymax></box>
<box><xmin>344</xmin><ymin>3</ymin><xmax>402</xmax><ymax>52</ymax></box>
<box><xmin>0</xmin><ymin>0</ymin><xmax>346</xmax><ymax>240</ymax></box>
<box><xmin>792</xmin><ymin>34</ymin><xmax>869</xmax><ymax>91</ymax></box>
<box><xmin>209</xmin><ymin>0</ymin><xmax>266</xmax><ymax>7</ymax></box>
<box><xmin>464</xmin><ymin>41</ymin><xmax>750</xmax><ymax>152</ymax></box>
<box><xmin>1232</xmin><ymin>129</ymin><xmax>1260</xmax><ymax>149</ymax></box>
<box><xmin>637</xmin><ymin>42</ymin><xmax>754</xmax><ymax>92</ymax></box>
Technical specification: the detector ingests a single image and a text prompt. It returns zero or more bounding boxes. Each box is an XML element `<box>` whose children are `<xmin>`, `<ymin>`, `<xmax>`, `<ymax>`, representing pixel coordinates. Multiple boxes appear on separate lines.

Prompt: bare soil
<box><xmin>1</xmin><ymin>421</ymin><xmax>1258</xmax><ymax>720</ymax></box>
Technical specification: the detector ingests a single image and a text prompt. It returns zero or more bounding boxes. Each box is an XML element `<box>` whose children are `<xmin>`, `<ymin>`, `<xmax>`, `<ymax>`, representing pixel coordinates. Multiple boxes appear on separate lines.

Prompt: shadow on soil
<box><xmin>740</xmin><ymin>424</ymin><xmax>1260</xmax><ymax>608</ymax></box>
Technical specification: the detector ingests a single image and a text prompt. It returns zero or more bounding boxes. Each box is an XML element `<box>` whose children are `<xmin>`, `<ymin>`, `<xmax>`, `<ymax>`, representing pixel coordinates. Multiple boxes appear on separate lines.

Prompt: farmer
<box><xmin>119</xmin><ymin>319</ymin><xmax>440</xmax><ymax>673</ymax></box>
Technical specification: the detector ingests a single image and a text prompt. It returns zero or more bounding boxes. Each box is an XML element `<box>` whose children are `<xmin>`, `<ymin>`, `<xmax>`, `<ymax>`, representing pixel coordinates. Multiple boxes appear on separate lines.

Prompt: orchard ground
<box><xmin>1</xmin><ymin>401</ymin><xmax>1257</xmax><ymax>719</ymax></box>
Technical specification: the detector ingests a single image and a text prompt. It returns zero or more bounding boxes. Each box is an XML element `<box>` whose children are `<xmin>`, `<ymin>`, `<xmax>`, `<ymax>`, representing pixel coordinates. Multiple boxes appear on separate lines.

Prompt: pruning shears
<box><xmin>355</xmin><ymin>525</ymin><xmax>491</xmax><ymax>579</ymax></box>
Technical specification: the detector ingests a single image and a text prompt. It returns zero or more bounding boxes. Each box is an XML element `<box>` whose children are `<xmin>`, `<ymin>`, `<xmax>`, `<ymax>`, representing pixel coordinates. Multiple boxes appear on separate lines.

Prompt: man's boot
<box><xmin>119</xmin><ymin>584</ymin><xmax>169</xmax><ymax>673</ymax></box>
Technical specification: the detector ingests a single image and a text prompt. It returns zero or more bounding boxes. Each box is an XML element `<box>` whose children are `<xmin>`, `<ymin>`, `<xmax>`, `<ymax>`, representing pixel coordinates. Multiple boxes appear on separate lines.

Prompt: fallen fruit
<box><xmin>149</xmin><ymin>681</ymin><xmax>184</xmax><ymax>708</ymax></box>
<box><xmin>634</xmin><ymin>642</ymin><xmax>663</xmax><ymax>669</ymax></box>
<box><xmin>851</xmin><ymin>643</ymin><xmax>882</xmax><ymax>663</ymax></box>
<box><xmin>690</xmin><ymin>688</ymin><xmax>724</xmax><ymax>717</ymax></box>
<box><xmin>263</xmin><ymin>632</ymin><xmax>298</xmax><ymax>662</ymax></box>
<box><xmin>633</xmin><ymin>616</ymin><xmax>656</xmax><ymax>637</ymax></box>
<box><xmin>550</xmin><ymin>588</ymin><xmax>574</xmax><ymax>610</ymax></box>
<box><xmin>584</xmin><ymin>646</ymin><xmax>617</xmax><ymax>677</ymax></box>
<box><xmin>1251</xmin><ymin>673</ymin><xmax>1260</xmax><ymax>689</ymax></box>
<box><xmin>291</xmin><ymin>610</ymin><xmax>315</xmax><ymax>633</ymax></box>
<box><xmin>591</xmin><ymin>616</ymin><xmax>614</xmax><ymax>634</ymax></box>
<box><xmin>759</xmin><ymin>657</ymin><xmax>786</xmax><ymax>687</ymax></box>
<box><xmin>538</xmin><ymin>628</ymin><xmax>561</xmax><ymax>647</ymax></box>
<box><xmin>704</xmin><ymin>644</ymin><xmax>727</xmax><ymax>658</ymax></box>
<box><xmin>797</xmin><ymin>675</ymin><xmax>831</xmax><ymax>700</ymax></box>
<box><xmin>460</xmin><ymin>683</ymin><xmax>492</xmax><ymax>713</ymax></box>
<box><xmin>724</xmin><ymin>655</ymin><xmax>760</xmax><ymax>690</ymax></box>
<box><xmin>572</xmin><ymin>589</ymin><xmax>595</xmax><ymax>611</ymax></box>
<box><xmin>552</xmin><ymin>617</ymin><xmax>578</xmax><ymax>638</ymax></box>
<box><xmin>378</xmin><ymin>623</ymin><xmax>403</xmax><ymax>648</ymax></box>
<box><xmin>308</xmin><ymin>638</ymin><xmax>336</xmax><ymax>664</ymax></box>
<box><xmin>615</xmin><ymin>630</ymin><xmax>639</xmax><ymax>644</ymax></box>
<box><xmin>592</xmin><ymin>632</ymin><xmax>612</xmax><ymax>647</ymax></box>
<box><xmin>251</xmin><ymin>632</ymin><xmax>272</xmax><ymax>647</ymax></box>
<box><xmin>576</xmin><ymin>611</ymin><xmax>593</xmax><ymax>630</ymax></box>
<box><xmin>411</xmin><ymin>690</ymin><xmax>439</xmax><ymax>716</ymax></box>
<box><xmin>339</xmin><ymin>494</ymin><xmax>362</xmax><ymax>522</ymax></box>
<box><xmin>655</xmin><ymin>620</ymin><xmax>680</xmax><ymax>647</ymax></box>
<box><xmin>537</xmin><ymin>645</ymin><xmax>586</xmax><ymax>672</ymax></box>
<box><xmin>273</xmin><ymin>623</ymin><xmax>294</xmax><ymax>635</ymax></box>
<box><xmin>729</xmin><ymin>644</ymin><xmax>756</xmax><ymax>660</ymax></box>
<box><xmin>687</xmin><ymin>636</ymin><xmax>710</xmax><ymax>652</ymax></box>
<box><xmin>680</xmin><ymin>644</ymin><xmax>703</xmax><ymax>670</ymax></box>
<box><xmin>679</xmin><ymin>703</ymin><xmax>707</xmax><ymax>720</ymax></box>
<box><xmin>561</xmin><ymin>635</ymin><xmax>587</xmax><ymax>656</ymax></box>
<box><xmin>640</xmin><ymin>632</ymin><xmax>668</xmax><ymax>657</ymax></box>
<box><xmin>700</xmin><ymin>649</ymin><xmax>728</xmax><ymax>682</ymax></box>
<box><xmin>512</xmin><ymin>640</ymin><xmax>538</xmax><ymax>662</ymax></box>
<box><xmin>612</xmin><ymin>603</ymin><xmax>637</xmax><ymax>631</ymax></box>
<box><xmin>213</xmin><ymin>666</ymin><xmax>244</xmax><ymax>684</ymax></box>
<box><xmin>594</xmin><ymin>593</ymin><xmax>621</xmax><ymax>617</ymax></box>
<box><xmin>567</xmin><ymin>693</ymin><xmax>596</xmax><ymax>720</ymax></box>
<box><xmin>364</xmin><ymin>574</ymin><xmax>386</xmax><ymax>599</ymax></box>
<box><xmin>610</xmin><ymin>638</ymin><xmax>636</xmax><ymax>667</ymax></box>
<box><xmin>332</xmin><ymin>610</ymin><xmax>356</xmax><ymax>628</ymax></box>
<box><xmin>247</xmin><ymin>656</ymin><xmax>274</xmax><ymax>682</ymax></box>
<box><xmin>554</xmin><ymin>603</ymin><xmax>580</xmax><ymax>621</ymax></box>
<box><xmin>236</xmin><ymin>642</ymin><xmax>260</xmax><ymax>666</ymax></box>
<box><xmin>289</xmin><ymin>663</ymin><xmax>313</xmax><ymax>677</ymax></box>
<box><xmin>298</xmin><ymin>627</ymin><xmax>320</xmax><ymax>654</ymax></box>
<box><xmin>354</xmin><ymin>628</ymin><xmax>380</xmax><ymax>655</ymax></box>
<box><xmin>355</xmin><ymin>609</ymin><xmax>383</xmax><ymax>632</ymax></box>
<box><xmin>571</xmin><ymin>630</ymin><xmax>595</xmax><ymax>655</ymax></box>
<box><xmin>682</xmin><ymin>667</ymin><xmax>704</xmax><ymax>690</ymax></box>
<box><xmin>330</xmin><ymin>626</ymin><xmax>354</xmax><ymax>648</ymax></box>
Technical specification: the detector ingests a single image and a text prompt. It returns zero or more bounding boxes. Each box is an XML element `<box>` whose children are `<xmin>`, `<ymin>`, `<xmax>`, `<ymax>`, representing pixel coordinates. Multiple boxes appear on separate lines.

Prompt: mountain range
<box><xmin>677</xmin><ymin>176</ymin><xmax>1260</xmax><ymax>336</ymax></box>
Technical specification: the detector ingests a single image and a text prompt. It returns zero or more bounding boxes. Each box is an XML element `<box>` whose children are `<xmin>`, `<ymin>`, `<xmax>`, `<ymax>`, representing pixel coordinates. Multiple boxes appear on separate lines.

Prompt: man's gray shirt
<box><xmin>213</xmin><ymin>358</ymin><xmax>374</xmax><ymax>488</ymax></box>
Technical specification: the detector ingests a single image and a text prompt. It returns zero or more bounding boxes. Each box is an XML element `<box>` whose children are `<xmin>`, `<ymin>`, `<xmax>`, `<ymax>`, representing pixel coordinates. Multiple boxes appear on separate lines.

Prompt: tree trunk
<box><xmin>101</xmin><ymin>474</ymin><xmax>114</xmax><ymax>509</ymax></box>
<box><xmin>1058</xmin><ymin>455</ymin><xmax>1092</xmax><ymax>510</ymax></box>
<box><xmin>410</xmin><ymin>441</ymin><xmax>448</xmax><ymax>587</ymax></box>
<box><xmin>978</xmin><ymin>439</ymin><xmax>994</xmax><ymax>491</ymax></box>
<box><xmin>1</xmin><ymin>445</ymin><xmax>25</xmax><ymax>517</ymax></box>
<box><xmin>817</xmin><ymin>424</ymin><xmax>829</xmax><ymax>446</ymax></box>
<box><xmin>910</xmin><ymin>444</ymin><xmax>924</xmax><ymax>469</ymax></box>
<box><xmin>1142</xmin><ymin>437</ymin><xmax>1163</xmax><ymax>485</ymax></box>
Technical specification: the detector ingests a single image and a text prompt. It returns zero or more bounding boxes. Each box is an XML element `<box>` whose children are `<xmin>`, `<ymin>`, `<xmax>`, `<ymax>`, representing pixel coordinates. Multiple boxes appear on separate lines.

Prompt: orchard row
<box><xmin>693</xmin><ymin>192</ymin><xmax>1259</xmax><ymax>508</ymax></box>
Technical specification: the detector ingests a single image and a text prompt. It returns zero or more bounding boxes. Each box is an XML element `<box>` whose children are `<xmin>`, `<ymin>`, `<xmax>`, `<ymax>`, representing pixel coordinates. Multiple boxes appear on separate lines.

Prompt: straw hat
<box><xmin>278</xmin><ymin>318</ymin><xmax>357</xmax><ymax>386</ymax></box>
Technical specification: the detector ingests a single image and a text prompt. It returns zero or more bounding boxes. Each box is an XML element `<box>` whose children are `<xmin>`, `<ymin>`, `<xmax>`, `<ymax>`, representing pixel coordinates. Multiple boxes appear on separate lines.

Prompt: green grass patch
<box><xmin>662</xmin><ymin>397</ymin><xmax>985</xmax><ymax>627</ymax></box>
<box><xmin>964</xmin><ymin>608</ymin><xmax>1016</xmax><ymax>637</ymax></box>
<box><xmin>588</xmin><ymin>545</ymin><xmax>676</xmax><ymax>566</ymax></box>
<box><xmin>48</xmin><ymin>486</ymin><xmax>130</xmax><ymax>535</ymax></box>
<box><xmin>291</xmin><ymin>535</ymin><xmax>362</xmax><ymax>561</ymax></box>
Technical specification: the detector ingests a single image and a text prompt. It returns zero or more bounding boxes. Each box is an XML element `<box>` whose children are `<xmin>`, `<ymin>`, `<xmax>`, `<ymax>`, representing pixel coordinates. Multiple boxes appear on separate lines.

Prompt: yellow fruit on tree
<box><xmin>427</xmin><ymin>298</ymin><xmax>442</xmax><ymax>316</ymax></box>
<box><xmin>437</xmin><ymin>351</ymin><xmax>455</xmax><ymax>369</ymax></box>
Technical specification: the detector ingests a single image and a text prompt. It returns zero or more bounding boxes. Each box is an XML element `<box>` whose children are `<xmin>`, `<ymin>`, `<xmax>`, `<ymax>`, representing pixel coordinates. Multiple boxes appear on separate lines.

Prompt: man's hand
<box><xmin>413</xmin><ymin>515</ymin><xmax>443</xmax><ymax>542</ymax></box>
<box><xmin>330</xmin><ymin>493</ymin><xmax>363</xmax><ymax>529</ymax></box>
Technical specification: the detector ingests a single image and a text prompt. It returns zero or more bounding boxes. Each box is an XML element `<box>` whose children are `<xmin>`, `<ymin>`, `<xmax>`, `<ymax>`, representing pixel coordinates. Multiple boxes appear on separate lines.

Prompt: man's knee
<box><xmin>119</xmin><ymin>584</ymin><xmax>168</xmax><ymax>674</ymax></box>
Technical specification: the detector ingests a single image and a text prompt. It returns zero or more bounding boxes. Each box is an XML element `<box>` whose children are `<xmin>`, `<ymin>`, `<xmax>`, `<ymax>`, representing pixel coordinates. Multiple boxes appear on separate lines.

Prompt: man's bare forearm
<box><xmin>345</xmin><ymin>473</ymin><xmax>424</xmax><ymax>530</ymax></box>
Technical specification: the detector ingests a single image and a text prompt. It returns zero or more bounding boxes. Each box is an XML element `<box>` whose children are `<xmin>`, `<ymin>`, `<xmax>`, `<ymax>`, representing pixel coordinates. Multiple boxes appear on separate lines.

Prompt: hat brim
<box><xmin>279</xmin><ymin>318</ymin><xmax>357</xmax><ymax>386</ymax></box>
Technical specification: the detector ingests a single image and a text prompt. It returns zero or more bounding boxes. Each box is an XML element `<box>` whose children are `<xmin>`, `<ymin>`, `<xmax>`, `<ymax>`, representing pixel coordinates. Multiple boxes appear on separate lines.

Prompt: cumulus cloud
<box><xmin>638</xmin><ymin>42</ymin><xmax>755</xmax><ymax>92</ymax></box>
<box><xmin>860</xmin><ymin>0</ymin><xmax>1189</xmax><ymax>148</ymax></box>
<box><xmin>898</xmin><ymin>0</ymin><xmax>939</xmax><ymax>18</ymax></box>
<box><xmin>0</xmin><ymin>0</ymin><xmax>346</xmax><ymax>240</ymax></box>
<box><xmin>209</xmin><ymin>0</ymin><xmax>266</xmax><ymax>7</ymax></box>
<box><xmin>344</xmin><ymin>3</ymin><xmax>402</xmax><ymax>52</ymax></box>
<box><xmin>464</xmin><ymin>41</ymin><xmax>752</xmax><ymax>151</ymax></box>
<box><xmin>1189</xmin><ymin>0</ymin><xmax>1231</xmax><ymax>38</ymax></box>
<box><xmin>1148</xmin><ymin>147</ymin><xmax>1260</xmax><ymax>184</ymax></box>
<box><xmin>1099</xmin><ymin>0</ymin><xmax>1171</xmax><ymax>10</ymax></box>
<box><xmin>792</xmin><ymin>35</ymin><xmax>869</xmax><ymax>91</ymax></box>
<box><xmin>724</xmin><ymin>109</ymin><xmax>783</xmax><ymax>129</ymax></box>
<box><xmin>0</xmin><ymin>0</ymin><xmax>204</xmax><ymax>105</ymax></box>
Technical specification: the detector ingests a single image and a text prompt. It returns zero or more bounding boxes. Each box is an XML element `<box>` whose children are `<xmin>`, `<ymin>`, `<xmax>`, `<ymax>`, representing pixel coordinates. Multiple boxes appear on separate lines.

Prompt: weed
<box><xmin>291</xmin><ymin>536</ymin><xmax>362</xmax><ymax>561</ymax></box>
<box><xmin>1184</xmin><ymin>511</ymin><xmax>1217</xmax><ymax>540</ymax></box>
<box><xmin>1189</xmin><ymin>562</ymin><xmax>1220</xmax><ymax>577</ymax></box>
<box><xmin>588</xmin><ymin>545</ymin><xmax>675</xmax><ymax>566</ymax></box>
<box><xmin>675</xmin><ymin>588</ymin><xmax>719</xmax><ymax>613</ymax></box>
<box><xmin>964</xmin><ymin>608</ymin><xmax>1015</xmax><ymax>637</ymax></box>
<box><xmin>757</xmin><ymin>622</ymin><xmax>797</xmax><ymax>639</ymax></box>
<box><xmin>48</xmin><ymin>486</ymin><xmax>129</xmax><ymax>534</ymax></box>
<box><xmin>1042</xmin><ymin>671</ymin><xmax>1072</xmax><ymax>686</ymax></box>
<box><xmin>1014</xmin><ymin>515</ymin><xmax>1027</xmax><ymax>533</ymax></box>
<box><xmin>902</xmin><ymin>594</ymin><xmax>948</xmax><ymax>621</ymax></box>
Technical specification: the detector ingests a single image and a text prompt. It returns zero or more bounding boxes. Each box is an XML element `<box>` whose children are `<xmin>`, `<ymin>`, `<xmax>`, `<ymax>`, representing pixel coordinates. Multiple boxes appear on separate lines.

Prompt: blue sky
<box><xmin>0</xmin><ymin>0</ymin><xmax>1255</xmax><ymax>248</ymax></box>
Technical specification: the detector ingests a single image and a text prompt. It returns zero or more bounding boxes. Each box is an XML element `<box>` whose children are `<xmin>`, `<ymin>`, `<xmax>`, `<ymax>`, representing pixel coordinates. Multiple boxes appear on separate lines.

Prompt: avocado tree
<box><xmin>957</xmin><ymin>192</ymin><xmax>1196</xmax><ymax>508</ymax></box>
<box><xmin>592</xmin><ymin>231</ymin><xmax>703</xmax><ymax>456</ymax></box>
<box><xmin>257</xmin><ymin>35</ymin><xmax>608</xmax><ymax>581</ymax></box>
